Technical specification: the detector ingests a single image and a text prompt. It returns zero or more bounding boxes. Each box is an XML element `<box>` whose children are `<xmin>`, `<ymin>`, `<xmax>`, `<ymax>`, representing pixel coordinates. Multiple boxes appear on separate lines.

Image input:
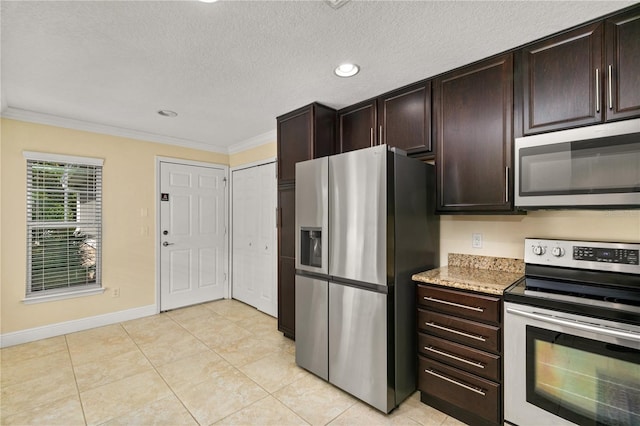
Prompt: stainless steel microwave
<box><xmin>514</xmin><ymin>118</ymin><xmax>640</xmax><ymax>209</ymax></box>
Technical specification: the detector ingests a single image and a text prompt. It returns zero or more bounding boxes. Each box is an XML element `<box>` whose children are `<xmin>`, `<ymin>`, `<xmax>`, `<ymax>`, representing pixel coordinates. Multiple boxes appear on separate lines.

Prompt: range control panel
<box><xmin>525</xmin><ymin>238</ymin><xmax>640</xmax><ymax>274</ymax></box>
<box><xmin>573</xmin><ymin>246</ymin><xmax>639</xmax><ymax>265</ymax></box>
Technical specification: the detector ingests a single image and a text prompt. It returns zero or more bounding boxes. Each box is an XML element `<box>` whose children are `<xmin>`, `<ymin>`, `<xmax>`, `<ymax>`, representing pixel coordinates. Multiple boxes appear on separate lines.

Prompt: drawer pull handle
<box><xmin>425</xmin><ymin>346</ymin><xmax>485</xmax><ymax>369</ymax></box>
<box><xmin>425</xmin><ymin>369</ymin><xmax>486</xmax><ymax>396</ymax></box>
<box><xmin>426</xmin><ymin>322</ymin><xmax>487</xmax><ymax>342</ymax></box>
<box><xmin>424</xmin><ymin>296</ymin><xmax>484</xmax><ymax>313</ymax></box>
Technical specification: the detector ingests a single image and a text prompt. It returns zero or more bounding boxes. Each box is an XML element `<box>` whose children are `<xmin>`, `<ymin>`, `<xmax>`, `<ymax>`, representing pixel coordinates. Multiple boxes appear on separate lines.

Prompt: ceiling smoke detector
<box><xmin>324</xmin><ymin>0</ymin><xmax>351</xmax><ymax>9</ymax></box>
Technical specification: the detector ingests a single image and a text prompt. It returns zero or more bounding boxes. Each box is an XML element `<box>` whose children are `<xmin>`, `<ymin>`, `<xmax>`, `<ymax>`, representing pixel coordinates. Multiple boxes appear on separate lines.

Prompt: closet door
<box><xmin>232</xmin><ymin>162</ymin><xmax>277</xmax><ymax>316</ymax></box>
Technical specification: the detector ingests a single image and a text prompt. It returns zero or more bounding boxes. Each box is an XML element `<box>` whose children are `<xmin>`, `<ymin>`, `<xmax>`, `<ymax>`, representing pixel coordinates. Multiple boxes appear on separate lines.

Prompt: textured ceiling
<box><xmin>1</xmin><ymin>0</ymin><xmax>637</xmax><ymax>153</ymax></box>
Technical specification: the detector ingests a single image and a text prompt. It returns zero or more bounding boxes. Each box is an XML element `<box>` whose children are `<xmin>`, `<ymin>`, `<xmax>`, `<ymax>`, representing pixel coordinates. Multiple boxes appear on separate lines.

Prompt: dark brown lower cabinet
<box><xmin>277</xmin><ymin>184</ymin><xmax>296</xmax><ymax>339</ymax></box>
<box><xmin>277</xmin><ymin>256</ymin><xmax>296</xmax><ymax>339</ymax></box>
<box><xmin>417</xmin><ymin>284</ymin><xmax>503</xmax><ymax>426</ymax></box>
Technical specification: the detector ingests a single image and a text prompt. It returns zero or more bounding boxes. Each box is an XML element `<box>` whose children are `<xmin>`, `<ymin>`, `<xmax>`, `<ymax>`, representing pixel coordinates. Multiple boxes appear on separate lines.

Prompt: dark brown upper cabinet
<box><xmin>338</xmin><ymin>82</ymin><xmax>433</xmax><ymax>158</ymax></box>
<box><xmin>277</xmin><ymin>103</ymin><xmax>336</xmax><ymax>183</ymax></box>
<box><xmin>521</xmin><ymin>23</ymin><xmax>603</xmax><ymax>135</ymax></box>
<box><xmin>434</xmin><ymin>53</ymin><xmax>514</xmax><ymax>213</ymax></box>
<box><xmin>605</xmin><ymin>8</ymin><xmax>640</xmax><ymax>121</ymax></box>
<box><xmin>521</xmin><ymin>7</ymin><xmax>640</xmax><ymax>135</ymax></box>
<box><xmin>378</xmin><ymin>80</ymin><xmax>433</xmax><ymax>158</ymax></box>
<box><xmin>337</xmin><ymin>99</ymin><xmax>377</xmax><ymax>153</ymax></box>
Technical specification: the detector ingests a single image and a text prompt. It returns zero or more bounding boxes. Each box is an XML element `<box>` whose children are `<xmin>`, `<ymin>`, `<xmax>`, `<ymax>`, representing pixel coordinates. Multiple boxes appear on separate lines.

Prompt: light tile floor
<box><xmin>0</xmin><ymin>299</ymin><xmax>466</xmax><ymax>425</ymax></box>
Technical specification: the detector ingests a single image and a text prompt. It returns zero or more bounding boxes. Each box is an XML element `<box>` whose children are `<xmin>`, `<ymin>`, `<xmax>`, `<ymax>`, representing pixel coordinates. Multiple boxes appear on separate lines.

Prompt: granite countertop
<box><xmin>412</xmin><ymin>254</ymin><xmax>524</xmax><ymax>296</ymax></box>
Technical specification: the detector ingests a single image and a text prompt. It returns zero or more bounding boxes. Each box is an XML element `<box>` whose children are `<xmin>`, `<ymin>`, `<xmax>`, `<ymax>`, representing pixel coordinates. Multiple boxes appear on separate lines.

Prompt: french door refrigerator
<box><xmin>295</xmin><ymin>144</ymin><xmax>439</xmax><ymax>413</ymax></box>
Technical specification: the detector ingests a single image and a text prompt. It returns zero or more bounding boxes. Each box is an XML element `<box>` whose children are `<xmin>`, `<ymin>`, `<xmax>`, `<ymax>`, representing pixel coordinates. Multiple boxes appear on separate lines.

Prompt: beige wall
<box><xmin>3</xmin><ymin>118</ymin><xmax>639</xmax><ymax>337</ymax></box>
<box><xmin>0</xmin><ymin>118</ymin><xmax>228</xmax><ymax>334</ymax></box>
<box><xmin>229</xmin><ymin>142</ymin><xmax>276</xmax><ymax>167</ymax></box>
<box><xmin>440</xmin><ymin>210</ymin><xmax>640</xmax><ymax>265</ymax></box>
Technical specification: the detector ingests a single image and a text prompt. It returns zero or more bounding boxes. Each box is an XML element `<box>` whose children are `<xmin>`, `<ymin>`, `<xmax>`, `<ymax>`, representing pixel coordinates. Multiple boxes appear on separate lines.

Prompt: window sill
<box><xmin>22</xmin><ymin>287</ymin><xmax>106</xmax><ymax>304</ymax></box>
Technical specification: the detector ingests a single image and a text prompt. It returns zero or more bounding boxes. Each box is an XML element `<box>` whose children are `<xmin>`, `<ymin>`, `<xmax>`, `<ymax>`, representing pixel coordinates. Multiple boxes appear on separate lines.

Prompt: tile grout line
<box><xmin>119</xmin><ymin>316</ymin><xmax>203</xmax><ymax>425</ymax></box>
<box><xmin>64</xmin><ymin>333</ymin><xmax>89</xmax><ymax>426</ymax></box>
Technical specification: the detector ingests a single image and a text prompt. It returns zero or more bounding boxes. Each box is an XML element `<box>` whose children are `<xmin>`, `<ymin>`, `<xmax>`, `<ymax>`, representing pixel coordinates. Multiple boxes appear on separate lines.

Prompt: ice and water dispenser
<box><xmin>300</xmin><ymin>227</ymin><xmax>322</xmax><ymax>268</ymax></box>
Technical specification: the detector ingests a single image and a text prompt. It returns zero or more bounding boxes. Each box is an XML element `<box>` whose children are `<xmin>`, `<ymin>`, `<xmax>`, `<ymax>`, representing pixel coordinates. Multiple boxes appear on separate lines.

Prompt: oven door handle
<box><xmin>506</xmin><ymin>307</ymin><xmax>640</xmax><ymax>342</ymax></box>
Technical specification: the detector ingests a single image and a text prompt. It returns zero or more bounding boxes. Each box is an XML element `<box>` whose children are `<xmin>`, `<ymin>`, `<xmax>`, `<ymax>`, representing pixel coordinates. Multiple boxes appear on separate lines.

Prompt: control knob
<box><xmin>551</xmin><ymin>247</ymin><xmax>565</xmax><ymax>258</ymax></box>
<box><xmin>532</xmin><ymin>245</ymin><xmax>546</xmax><ymax>256</ymax></box>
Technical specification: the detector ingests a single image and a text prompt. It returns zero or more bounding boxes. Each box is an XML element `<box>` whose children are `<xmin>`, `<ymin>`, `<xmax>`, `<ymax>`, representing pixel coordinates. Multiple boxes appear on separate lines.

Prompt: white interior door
<box><xmin>232</xmin><ymin>162</ymin><xmax>277</xmax><ymax>316</ymax></box>
<box><xmin>160</xmin><ymin>161</ymin><xmax>227</xmax><ymax>311</ymax></box>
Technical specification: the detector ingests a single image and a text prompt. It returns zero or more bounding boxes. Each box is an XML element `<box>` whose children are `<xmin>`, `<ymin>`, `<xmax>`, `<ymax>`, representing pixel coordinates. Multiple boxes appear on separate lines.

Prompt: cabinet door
<box><xmin>521</xmin><ymin>22</ymin><xmax>603</xmax><ymax>134</ymax></box>
<box><xmin>434</xmin><ymin>54</ymin><xmax>513</xmax><ymax>212</ymax></box>
<box><xmin>277</xmin><ymin>108</ymin><xmax>312</xmax><ymax>183</ymax></box>
<box><xmin>378</xmin><ymin>81</ymin><xmax>432</xmax><ymax>157</ymax></box>
<box><xmin>338</xmin><ymin>99</ymin><xmax>377</xmax><ymax>153</ymax></box>
<box><xmin>605</xmin><ymin>9</ymin><xmax>640</xmax><ymax>121</ymax></box>
<box><xmin>277</xmin><ymin>185</ymin><xmax>296</xmax><ymax>338</ymax></box>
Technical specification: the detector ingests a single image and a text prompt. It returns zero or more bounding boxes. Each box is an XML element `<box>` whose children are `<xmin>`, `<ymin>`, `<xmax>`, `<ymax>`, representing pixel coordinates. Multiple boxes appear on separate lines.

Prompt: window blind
<box><xmin>26</xmin><ymin>157</ymin><xmax>102</xmax><ymax>296</ymax></box>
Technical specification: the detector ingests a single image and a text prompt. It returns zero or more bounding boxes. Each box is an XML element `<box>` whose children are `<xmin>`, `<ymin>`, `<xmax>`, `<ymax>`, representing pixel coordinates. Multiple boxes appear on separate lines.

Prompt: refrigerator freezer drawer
<box><xmin>295</xmin><ymin>275</ymin><xmax>328</xmax><ymax>380</ymax></box>
<box><xmin>329</xmin><ymin>282</ymin><xmax>392</xmax><ymax>412</ymax></box>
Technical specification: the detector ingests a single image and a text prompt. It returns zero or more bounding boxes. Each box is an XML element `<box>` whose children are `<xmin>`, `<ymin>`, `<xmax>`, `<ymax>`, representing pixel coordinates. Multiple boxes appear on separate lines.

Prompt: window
<box><xmin>24</xmin><ymin>152</ymin><xmax>103</xmax><ymax>300</ymax></box>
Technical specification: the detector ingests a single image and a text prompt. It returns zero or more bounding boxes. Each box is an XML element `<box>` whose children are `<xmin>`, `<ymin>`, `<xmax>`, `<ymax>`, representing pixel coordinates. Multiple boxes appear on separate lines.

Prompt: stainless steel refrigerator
<box><xmin>294</xmin><ymin>144</ymin><xmax>439</xmax><ymax>413</ymax></box>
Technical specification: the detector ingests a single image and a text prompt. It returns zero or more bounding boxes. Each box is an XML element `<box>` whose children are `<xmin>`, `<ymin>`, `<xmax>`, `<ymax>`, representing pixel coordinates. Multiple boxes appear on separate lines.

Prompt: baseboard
<box><xmin>0</xmin><ymin>304</ymin><xmax>157</xmax><ymax>348</ymax></box>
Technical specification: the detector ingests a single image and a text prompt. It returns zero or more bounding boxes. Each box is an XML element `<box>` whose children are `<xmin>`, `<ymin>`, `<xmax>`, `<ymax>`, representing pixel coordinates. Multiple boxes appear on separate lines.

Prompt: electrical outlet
<box><xmin>472</xmin><ymin>233</ymin><xmax>483</xmax><ymax>249</ymax></box>
<box><xmin>111</xmin><ymin>287</ymin><xmax>120</xmax><ymax>298</ymax></box>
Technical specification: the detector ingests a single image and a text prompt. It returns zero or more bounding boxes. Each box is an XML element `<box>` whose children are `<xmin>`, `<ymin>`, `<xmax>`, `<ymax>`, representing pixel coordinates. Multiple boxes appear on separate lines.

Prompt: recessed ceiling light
<box><xmin>334</xmin><ymin>63</ymin><xmax>360</xmax><ymax>78</ymax></box>
<box><xmin>157</xmin><ymin>110</ymin><xmax>178</xmax><ymax>117</ymax></box>
<box><xmin>198</xmin><ymin>0</ymin><xmax>219</xmax><ymax>3</ymax></box>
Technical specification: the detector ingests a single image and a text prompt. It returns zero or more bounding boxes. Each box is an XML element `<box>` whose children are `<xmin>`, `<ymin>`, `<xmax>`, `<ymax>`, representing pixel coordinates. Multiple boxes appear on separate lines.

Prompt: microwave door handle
<box><xmin>506</xmin><ymin>307</ymin><xmax>640</xmax><ymax>343</ymax></box>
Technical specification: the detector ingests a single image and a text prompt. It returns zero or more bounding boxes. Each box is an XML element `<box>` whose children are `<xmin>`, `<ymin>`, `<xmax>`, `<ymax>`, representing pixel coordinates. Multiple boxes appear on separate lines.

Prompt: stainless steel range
<box><xmin>504</xmin><ymin>238</ymin><xmax>640</xmax><ymax>426</ymax></box>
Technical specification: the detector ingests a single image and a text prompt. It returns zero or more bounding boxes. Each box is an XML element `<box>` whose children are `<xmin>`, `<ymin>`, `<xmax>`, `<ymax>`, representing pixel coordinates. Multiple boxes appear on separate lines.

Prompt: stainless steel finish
<box><xmin>370</xmin><ymin>127</ymin><xmax>374</xmax><ymax>147</ymax></box>
<box><xmin>329</xmin><ymin>145</ymin><xmax>387</xmax><ymax>286</ymax></box>
<box><xmin>425</xmin><ymin>322</ymin><xmax>487</xmax><ymax>342</ymax></box>
<box><xmin>425</xmin><ymin>369</ymin><xmax>486</xmax><ymax>395</ymax></box>
<box><xmin>379</xmin><ymin>125</ymin><xmax>383</xmax><ymax>144</ymax></box>
<box><xmin>295</xmin><ymin>157</ymin><xmax>328</xmax><ymax>275</ymax></box>
<box><xmin>524</xmin><ymin>238</ymin><xmax>640</xmax><ymax>274</ymax></box>
<box><xmin>424</xmin><ymin>296</ymin><xmax>484</xmax><ymax>312</ymax></box>
<box><xmin>424</xmin><ymin>346</ymin><xmax>485</xmax><ymax>369</ymax></box>
<box><xmin>504</xmin><ymin>302</ymin><xmax>640</xmax><ymax>425</ymax></box>
<box><xmin>162</xmin><ymin>241</ymin><xmax>173</xmax><ymax>246</ymax></box>
<box><xmin>595</xmin><ymin>67</ymin><xmax>600</xmax><ymax>113</ymax></box>
<box><xmin>514</xmin><ymin>118</ymin><xmax>640</xmax><ymax>208</ymax></box>
<box><xmin>506</xmin><ymin>307</ymin><xmax>640</xmax><ymax>342</ymax></box>
<box><xmin>294</xmin><ymin>144</ymin><xmax>439</xmax><ymax>413</ymax></box>
<box><xmin>608</xmin><ymin>64</ymin><xmax>613</xmax><ymax>110</ymax></box>
<box><xmin>295</xmin><ymin>275</ymin><xmax>328</xmax><ymax>380</ymax></box>
<box><xmin>329</xmin><ymin>282</ymin><xmax>390</xmax><ymax>412</ymax></box>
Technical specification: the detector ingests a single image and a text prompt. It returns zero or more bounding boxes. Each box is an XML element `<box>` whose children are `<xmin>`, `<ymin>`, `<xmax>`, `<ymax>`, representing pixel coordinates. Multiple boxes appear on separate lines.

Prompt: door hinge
<box><xmin>223</xmin><ymin>177</ymin><xmax>228</xmax><ymax>187</ymax></box>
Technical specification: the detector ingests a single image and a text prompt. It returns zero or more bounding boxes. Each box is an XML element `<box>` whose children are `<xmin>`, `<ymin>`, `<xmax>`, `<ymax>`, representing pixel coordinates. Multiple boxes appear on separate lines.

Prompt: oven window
<box><xmin>526</xmin><ymin>325</ymin><xmax>640</xmax><ymax>425</ymax></box>
<box><xmin>519</xmin><ymin>137</ymin><xmax>640</xmax><ymax>196</ymax></box>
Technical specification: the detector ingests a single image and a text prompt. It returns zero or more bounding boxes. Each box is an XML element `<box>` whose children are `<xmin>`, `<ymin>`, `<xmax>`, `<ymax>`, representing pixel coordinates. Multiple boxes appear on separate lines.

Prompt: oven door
<box><xmin>514</xmin><ymin>118</ymin><xmax>640</xmax><ymax>209</ymax></box>
<box><xmin>504</xmin><ymin>302</ymin><xmax>640</xmax><ymax>426</ymax></box>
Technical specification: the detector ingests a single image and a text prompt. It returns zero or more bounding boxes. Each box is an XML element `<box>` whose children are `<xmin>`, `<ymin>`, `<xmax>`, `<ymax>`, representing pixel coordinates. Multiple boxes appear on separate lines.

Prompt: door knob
<box><xmin>163</xmin><ymin>241</ymin><xmax>174</xmax><ymax>247</ymax></box>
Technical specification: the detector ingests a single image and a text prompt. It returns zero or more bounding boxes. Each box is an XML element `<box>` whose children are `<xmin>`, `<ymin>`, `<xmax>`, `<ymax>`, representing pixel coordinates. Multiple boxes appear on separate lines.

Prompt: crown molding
<box><xmin>228</xmin><ymin>129</ymin><xmax>277</xmax><ymax>154</ymax></box>
<box><xmin>1</xmin><ymin>107</ymin><xmax>229</xmax><ymax>154</ymax></box>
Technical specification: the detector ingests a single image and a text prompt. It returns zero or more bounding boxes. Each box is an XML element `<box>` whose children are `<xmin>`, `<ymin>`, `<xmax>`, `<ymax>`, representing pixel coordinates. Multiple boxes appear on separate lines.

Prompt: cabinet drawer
<box><xmin>418</xmin><ymin>333</ymin><xmax>500</xmax><ymax>381</ymax></box>
<box><xmin>418</xmin><ymin>309</ymin><xmax>501</xmax><ymax>353</ymax></box>
<box><xmin>418</xmin><ymin>356</ymin><xmax>500</xmax><ymax>424</ymax></box>
<box><xmin>417</xmin><ymin>285</ymin><xmax>501</xmax><ymax>324</ymax></box>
